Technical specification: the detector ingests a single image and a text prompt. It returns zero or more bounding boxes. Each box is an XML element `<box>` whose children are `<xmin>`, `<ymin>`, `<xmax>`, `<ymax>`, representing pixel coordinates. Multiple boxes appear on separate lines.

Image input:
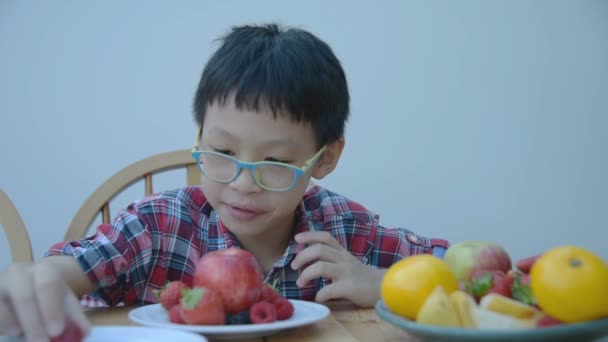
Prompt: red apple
<box><xmin>193</xmin><ymin>248</ymin><xmax>264</xmax><ymax>314</ymax></box>
<box><xmin>444</xmin><ymin>241</ymin><xmax>512</xmax><ymax>282</ymax></box>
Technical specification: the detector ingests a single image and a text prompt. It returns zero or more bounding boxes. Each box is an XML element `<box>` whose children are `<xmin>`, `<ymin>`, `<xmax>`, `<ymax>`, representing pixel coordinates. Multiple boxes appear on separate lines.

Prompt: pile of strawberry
<box><xmin>462</xmin><ymin>255</ymin><xmax>536</xmax><ymax>305</ymax></box>
<box><xmin>461</xmin><ymin>255</ymin><xmax>562</xmax><ymax>327</ymax></box>
<box><xmin>154</xmin><ymin>281</ymin><xmax>294</xmax><ymax>325</ymax></box>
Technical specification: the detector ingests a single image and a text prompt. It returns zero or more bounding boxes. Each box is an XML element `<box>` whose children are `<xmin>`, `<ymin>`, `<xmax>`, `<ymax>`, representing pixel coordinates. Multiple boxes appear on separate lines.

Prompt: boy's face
<box><xmin>199</xmin><ymin>98</ymin><xmax>342</xmax><ymax>240</ymax></box>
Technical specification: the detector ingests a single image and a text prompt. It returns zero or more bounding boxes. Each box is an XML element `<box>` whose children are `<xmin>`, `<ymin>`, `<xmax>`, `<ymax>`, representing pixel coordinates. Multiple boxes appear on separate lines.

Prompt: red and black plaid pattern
<box><xmin>46</xmin><ymin>186</ymin><xmax>449</xmax><ymax>307</ymax></box>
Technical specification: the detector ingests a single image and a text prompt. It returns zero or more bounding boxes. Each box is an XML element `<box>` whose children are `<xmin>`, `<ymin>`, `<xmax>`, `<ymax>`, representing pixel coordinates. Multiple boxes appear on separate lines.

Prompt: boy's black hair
<box><xmin>193</xmin><ymin>23</ymin><xmax>349</xmax><ymax>147</ymax></box>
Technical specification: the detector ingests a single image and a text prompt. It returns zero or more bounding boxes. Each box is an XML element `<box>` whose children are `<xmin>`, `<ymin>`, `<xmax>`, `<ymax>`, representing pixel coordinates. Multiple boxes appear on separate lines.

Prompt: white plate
<box><xmin>0</xmin><ymin>326</ymin><xmax>207</xmax><ymax>342</ymax></box>
<box><xmin>128</xmin><ymin>300</ymin><xmax>330</xmax><ymax>340</ymax></box>
<box><xmin>87</xmin><ymin>326</ymin><xmax>208</xmax><ymax>341</ymax></box>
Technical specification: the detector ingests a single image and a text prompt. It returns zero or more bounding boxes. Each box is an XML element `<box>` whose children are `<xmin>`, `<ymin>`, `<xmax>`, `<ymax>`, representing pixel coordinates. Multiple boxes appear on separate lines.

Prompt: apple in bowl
<box><xmin>444</xmin><ymin>241</ymin><xmax>512</xmax><ymax>282</ymax></box>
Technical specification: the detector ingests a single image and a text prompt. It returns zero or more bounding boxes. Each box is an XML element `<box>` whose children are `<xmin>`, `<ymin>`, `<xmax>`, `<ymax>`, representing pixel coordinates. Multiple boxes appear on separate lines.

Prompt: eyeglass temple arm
<box><xmin>192</xmin><ymin>127</ymin><xmax>202</xmax><ymax>152</ymax></box>
<box><xmin>302</xmin><ymin>146</ymin><xmax>327</xmax><ymax>169</ymax></box>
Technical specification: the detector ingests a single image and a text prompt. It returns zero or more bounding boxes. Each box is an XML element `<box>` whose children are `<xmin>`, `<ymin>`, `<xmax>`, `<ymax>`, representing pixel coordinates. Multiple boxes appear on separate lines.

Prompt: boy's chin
<box><xmin>219</xmin><ymin>211</ymin><xmax>265</xmax><ymax>231</ymax></box>
<box><xmin>223</xmin><ymin>221</ymin><xmax>271</xmax><ymax>238</ymax></box>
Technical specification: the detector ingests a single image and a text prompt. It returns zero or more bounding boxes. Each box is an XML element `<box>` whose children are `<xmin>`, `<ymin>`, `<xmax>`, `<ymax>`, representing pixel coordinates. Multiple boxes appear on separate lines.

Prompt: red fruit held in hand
<box><xmin>273</xmin><ymin>297</ymin><xmax>294</xmax><ymax>320</ymax></box>
<box><xmin>515</xmin><ymin>254</ymin><xmax>542</xmax><ymax>274</ymax></box>
<box><xmin>179</xmin><ymin>287</ymin><xmax>225</xmax><ymax>325</ymax></box>
<box><xmin>168</xmin><ymin>305</ymin><xmax>185</xmax><ymax>324</ymax></box>
<box><xmin>193</xmin><ymin>248</ymin><xmax>264</xmax><ymax>314</ymax></box>
<box><xmin>260</xmin><ymin>284</ymin><xmax>280</xmax><ymax>302</ymax></box>
<box><xmin>154</xmin><ymin>280</ymin><xmax>189</xmax><ymax>311</ymax></box>
<box><xmin>249</xmin><ymin>301</ymin><xmax>277</xmax><ymax>324</ymax></box>
<box><xmin>50</xmin><ymin>321</ymin><xmax>85</xmax><ymax>342</ymax></box>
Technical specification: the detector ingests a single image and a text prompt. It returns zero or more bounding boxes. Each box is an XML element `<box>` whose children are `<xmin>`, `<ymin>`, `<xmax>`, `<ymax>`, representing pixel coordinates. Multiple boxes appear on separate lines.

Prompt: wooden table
<box><xmin>86</xmin><ymin>301</ymin><xmax>418</xmax><ymax>342</ymax></box>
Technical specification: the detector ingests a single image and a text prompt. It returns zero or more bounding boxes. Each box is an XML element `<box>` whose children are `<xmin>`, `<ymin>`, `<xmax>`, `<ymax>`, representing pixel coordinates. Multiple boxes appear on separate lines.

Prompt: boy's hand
<box><xmin>290</xmin><ymin>231</ymin><xmax>386</xmax><ymax>308</ymax></box>
<box><xmin>0</xmin><ymin>261</ymin><xmax>90</xmax><ymax>342</ymax></box>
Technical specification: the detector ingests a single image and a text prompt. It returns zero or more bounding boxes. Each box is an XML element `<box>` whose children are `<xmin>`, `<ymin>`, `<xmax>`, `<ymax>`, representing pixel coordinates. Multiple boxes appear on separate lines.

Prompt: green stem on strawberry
<box><xmin>465</xmin><ymin>273</ymin><xmax>494</xmax><ymax>298</ymax></box>
<box><xmin>511</xmin><ymin>274</ymin><xmax>536</xmax><ymax>306</ymax></box>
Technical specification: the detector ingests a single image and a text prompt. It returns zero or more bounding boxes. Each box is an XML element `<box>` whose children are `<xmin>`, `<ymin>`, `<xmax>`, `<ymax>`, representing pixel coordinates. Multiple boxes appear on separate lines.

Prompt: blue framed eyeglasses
<box><xmin>191</xmin><ymin>127</ymin><xmax>325</xmax><ymax>192</ymax></box>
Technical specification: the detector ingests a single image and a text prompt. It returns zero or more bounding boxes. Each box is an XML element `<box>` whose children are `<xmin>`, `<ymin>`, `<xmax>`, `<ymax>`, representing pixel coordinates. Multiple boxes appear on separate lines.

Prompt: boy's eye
<box><xmin>265</xmin><ymin>157</ymin><xmax>292</xmax><ymax>164</ymax></box>
<box><xmin>209</xmin><ymin>147</ymin><xmax>292</xmax><ymax>164</ymax></box>
<box><xmin>211</xmin><ymin>148</ymin><xmax>233</xmax><ymax>156</ymax></box>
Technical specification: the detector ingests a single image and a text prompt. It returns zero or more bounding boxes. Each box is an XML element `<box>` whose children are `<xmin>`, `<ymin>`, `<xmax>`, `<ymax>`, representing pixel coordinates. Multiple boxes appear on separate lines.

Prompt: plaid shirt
<box><xmin>46</xmin><ymin>185</ymin><xmax>449</xmax><ymax>307</ymax></box>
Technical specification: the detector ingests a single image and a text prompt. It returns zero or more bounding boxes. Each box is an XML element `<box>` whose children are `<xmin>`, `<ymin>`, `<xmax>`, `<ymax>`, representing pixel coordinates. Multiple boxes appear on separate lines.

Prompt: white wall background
<box><xmin>1</xmin><ymin>0</ymin><xmax>606</xmax><ymax>270</ymax></box>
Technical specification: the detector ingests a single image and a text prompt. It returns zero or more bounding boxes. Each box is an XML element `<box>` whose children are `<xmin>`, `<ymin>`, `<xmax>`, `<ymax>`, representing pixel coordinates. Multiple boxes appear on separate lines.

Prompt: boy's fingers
<box><xmin>291</xmin><ymin>244</ymin><xmax>338</xmax><ymax>270</ymax></box>
<box><xmin>294</xmin><ymin>231</ymin><xmax>341</xmax><ymax>248</ymax></box>
<box><xmin>296</xmin><ymin>261</ymin><xmax>340</xmax><ymax>288</ymax></box>
<box><xmin>315</xmin><ymin>283</ymin><xmax>343</xmax><ymax>303</ymax></box>
<box><xmin>34</xmin><ymin>268</ymin><xmax>68</xmax><ymax>337</ymax></box>
<box><xmin>7</xmin><ymin>274</ymin><xmax>48</xmax><ymax>342</ymax></box>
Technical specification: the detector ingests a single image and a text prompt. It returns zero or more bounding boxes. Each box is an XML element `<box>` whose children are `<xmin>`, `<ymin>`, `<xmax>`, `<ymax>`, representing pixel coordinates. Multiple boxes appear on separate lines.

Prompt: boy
<box><xmin>0</xmin><ymin>23</ymin><xmax>449</xmax><ymax>341</ymax></box>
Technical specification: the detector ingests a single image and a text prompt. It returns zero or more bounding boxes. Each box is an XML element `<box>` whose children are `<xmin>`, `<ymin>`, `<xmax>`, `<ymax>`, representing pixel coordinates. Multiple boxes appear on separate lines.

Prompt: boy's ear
<box><xmin>312</xmin><ymin>136</ymin><xmax>345</xmax><ymax>180</ymax></box>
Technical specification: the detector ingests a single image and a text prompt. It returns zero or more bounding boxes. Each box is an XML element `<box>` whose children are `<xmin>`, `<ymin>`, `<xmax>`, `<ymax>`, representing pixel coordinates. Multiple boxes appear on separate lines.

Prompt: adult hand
<box><xmin>0</xmin><ymin>261</ymin><xmax>90</xmax><ymax>342</ymax></box>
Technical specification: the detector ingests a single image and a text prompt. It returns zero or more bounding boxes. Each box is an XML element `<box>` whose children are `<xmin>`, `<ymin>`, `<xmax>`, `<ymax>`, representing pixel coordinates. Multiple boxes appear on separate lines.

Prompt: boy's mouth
<box><xmin>224</xmin><ymin>203</ymin><xmax>264</xmax><ymax>221</ymax></box>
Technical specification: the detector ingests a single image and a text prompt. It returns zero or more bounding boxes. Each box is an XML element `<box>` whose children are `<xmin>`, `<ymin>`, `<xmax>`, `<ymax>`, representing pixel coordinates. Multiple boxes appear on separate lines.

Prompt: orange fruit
<box><xmin>530</xmin><ymin>245</ymin><xmax>608</xmax><ymax>323</ymax></box>
<box><xmin>380</xmin><ymin>254</ymin><xmax>459</xmax><ymax>320</ymax></box>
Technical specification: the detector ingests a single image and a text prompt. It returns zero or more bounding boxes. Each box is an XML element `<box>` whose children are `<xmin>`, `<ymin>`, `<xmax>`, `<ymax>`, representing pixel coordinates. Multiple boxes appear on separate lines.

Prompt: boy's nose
<box><xmin>228</xmin><ymin>167</ymin><xmax>262</xmax><ymax>193</ymax></box>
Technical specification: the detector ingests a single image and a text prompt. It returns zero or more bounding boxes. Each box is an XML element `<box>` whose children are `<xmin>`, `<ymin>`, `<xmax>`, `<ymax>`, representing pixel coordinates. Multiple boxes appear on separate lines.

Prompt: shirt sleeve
<box><xmin>45</xmin><ymin>203</ymin><xmax>154</xmax><ymax>305</ymax></box>
<box><xmin>367</xmin><ymin>225</ymin><xmax>450</xmax><ymax>268</ymax></box>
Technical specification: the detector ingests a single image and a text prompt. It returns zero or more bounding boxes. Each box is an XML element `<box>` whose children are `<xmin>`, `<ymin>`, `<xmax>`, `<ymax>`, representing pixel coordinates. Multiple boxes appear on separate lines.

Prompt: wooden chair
<box><xmin>0</xmin><ymin>189</ymin><xmax>34</xmax><ymax>262</ymax></box>
<box><xmin>64</xmin><ymin>149</ymin><xmax>200</xmax><ymax>241</ymax></box>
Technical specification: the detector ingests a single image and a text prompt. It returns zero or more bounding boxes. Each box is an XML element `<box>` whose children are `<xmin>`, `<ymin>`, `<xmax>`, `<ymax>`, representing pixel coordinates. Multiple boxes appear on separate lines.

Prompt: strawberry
<box><xmin>507</xmin><ymin>269</ymin><xmax>524</xmax><ymax>279</ymax></box>
<box><xmin>515</xmin><ymin>254</ymin><xmax>542</xmax><ymax>274</ymax></box>
<box><xmin>260</xmin><ymin>284</ymin><xmax>280</xmax><ymax>302</ymax></box>
<box><xmin>273</xmin><ymin>297</ymin><xmax>294</xmax><ymax>320</ymax></box>
<box><xmin>50</xmin><ymin>320</ymin><xmax>85</xmax><ymax>342</ymax></box>
<box><xmin>153</xmin><ymin>280</ymin><xmax>189</xmax><ymax>311</ymax></box>
<box><xmin>520</xmin><ymin>273</ymin><xmax>530</xmax><ymax>286</ymax></box>
<box><xmin>466</xmin><ymin>270</ymin><xmax>513</xmax><ymax>301</ymax></box>
<box><xmin>537</xmin><ymin>315</ymin><xmax>563</xmax><ymax>328</ymax></box>
<box><xmin>511</xmin><ymin>273</ymin><xmax>537</xmax><ymax>306</ymax></box>
<box><xmin>168</xmin><ymin>305</ymin><xmax>185</xmax><ymax>324</ymax></box>
<box><xmin>180</xmin><ymin>287</ymin><xmax>225</xmax><ymax>325</ymax></box>
<box><xmin>249</xmin><ymin>301</ymin><xmax>277</xmax><ymax>324</ymax></box>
